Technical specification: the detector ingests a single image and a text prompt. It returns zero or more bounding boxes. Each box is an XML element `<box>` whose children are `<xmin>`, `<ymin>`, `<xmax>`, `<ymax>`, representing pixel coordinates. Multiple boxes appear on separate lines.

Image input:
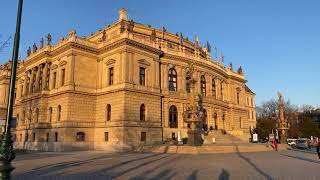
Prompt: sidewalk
<box><xmin>140</xmin><ymin>143</ymin><xmax>288</xmax><ymax>154</ymax></box>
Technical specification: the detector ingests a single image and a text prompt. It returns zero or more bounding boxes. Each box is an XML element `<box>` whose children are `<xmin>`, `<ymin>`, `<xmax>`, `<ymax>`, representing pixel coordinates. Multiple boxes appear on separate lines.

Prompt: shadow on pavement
<box><xmin>235</xmin><ymin>145</ymin><xmax>273</xmax><ymax>180</ymax></box>
<box><xmin>129</xmin><ymin>154</ymin><xmax>181</xmax><ymax>180</ymax></box>
<box><xmin>218</xmin><ymin>168</ymin><xmax>230</xmax><ymax>180</ymax></box>
<box><xmin>280</xmin><ymin>153</ymin><xmax>320</xmax><ymax>164</ymax></box>
<box><xmin>186</xmin><ymin>170</ymin><xmax>198</xmax><ymax>180</ymax></box>
<box><xmin>14</xmin><ymin>153</ymin><xmax>164</xmax><ymax>178</ymax></box>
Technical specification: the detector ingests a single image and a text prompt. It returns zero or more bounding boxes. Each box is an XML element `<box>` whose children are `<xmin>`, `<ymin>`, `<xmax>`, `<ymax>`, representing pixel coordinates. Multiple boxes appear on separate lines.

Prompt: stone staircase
<box><xmin>203</xmin><ymin>130</ymin><xmax>247</xmax><ymax>145</ymax></box>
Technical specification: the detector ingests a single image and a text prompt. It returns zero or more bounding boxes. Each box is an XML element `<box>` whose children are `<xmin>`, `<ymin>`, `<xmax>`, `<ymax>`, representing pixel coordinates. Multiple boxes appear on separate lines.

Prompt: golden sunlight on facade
<box><xmin>0</xmin><ymin>9</ymin><xmax>256</xmax><ymax>151</ymax></box>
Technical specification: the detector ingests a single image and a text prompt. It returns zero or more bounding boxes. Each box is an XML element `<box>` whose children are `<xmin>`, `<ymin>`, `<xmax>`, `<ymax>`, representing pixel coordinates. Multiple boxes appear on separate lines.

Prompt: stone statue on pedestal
<box><xmin>277</xmin><ymin>91</ymin><xmax>289</xmax><ymax>144</ymax></box>
<box><xmin>182</xmin><ymin>62</ymin><xmax>204</xmax><ymax>146</ymax></box>
<box><xmin>46</xmin><ymin>33</ymin><xmax>52</xmax><ymax>46</ymax></box>
<box><xmin>32</xmin><ymin>43</ymin><xmax>37</xmax><ymax>53</ymax></box>
<box><xmin>27</xmin><ymin>47</ymin><xmax>31</xmax><ymax>56</ymax></box>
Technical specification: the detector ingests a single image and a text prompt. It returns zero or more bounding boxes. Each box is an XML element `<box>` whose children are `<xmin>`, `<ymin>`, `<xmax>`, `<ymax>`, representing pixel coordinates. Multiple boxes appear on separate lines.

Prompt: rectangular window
<box><xmin>139</xmin><ymin>67</ymin><xmax>145</xmax><ymax>86</ymax></box>
<box><xmin>20</xmin><ymin>134</ymin><xmax>22</xmax><ymax>142</ymax></box>
<box><xmin>25</xmin><ymin>133</ymin><xmax>28</xmax><ymax>142</ymax></box>
<box><xmin>33</xmin><ymin>132</ymin><xmax>36</xmax><ymax>142</ymax></box>
<box><xmin>109</xmin><ymin>67</ymin><xmax>114</xmax><ymax>85</ymax></box>
<box><xmin>186</xmin><ymin>81</ymin><xmax>190</xmax><ymax>94</ymax></box>
<box><xmin>53</xmin><ymin>72</ymin><xmax>57</xmax><ymax>88</ymax></box>
<box><xmin>46</xmin><ymin>133</ymin><xmax>50</xmax><ymax>142</ymax></box>
<box><xmin>55</xmin><ymin>132</ymin><xmax>58</xmax><ymax>142</ymax></box>
<box><xmin>237</xmin><ymin>92</ymin><xmax>240</xmax><ymax>105</ymax></box>
<box><xmin>105</xmin><ymin>132</ymin><xmax>109</xmax><ymax>142</ymax></box>
<box><xmin>61</xmin><ymin>68</ymin><xmax>65</xmax><ymax>86</ymax></box>
<box><xmin>212</xmin><ymin>79</ymin><xmax>216</xmax><ymax>98</ymax></box>
<box><xmin>141</xmin><ymin>132</ymin><xmax>146</xmax><ymax>142</ymax></box>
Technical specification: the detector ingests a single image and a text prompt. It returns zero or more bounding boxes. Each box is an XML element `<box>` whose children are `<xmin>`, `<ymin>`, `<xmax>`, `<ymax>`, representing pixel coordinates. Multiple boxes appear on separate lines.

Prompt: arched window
<box><xmin>76</xmin><ymin>132</ymin><xmax>85</xmax><ymax>142</ymax></box>
<box><xmin>200</xmin><ymin>75</ymin><xmax>206</xmax><ymax>96</ymax></box>
<box><xmin>212</xmin><ymin>79</ymin><xmax>216</xmax><ymax>98</ymax></box>
<box><xmin>36</xmin><ymin>108</ymin><xmax>39</xmax><ymax>122</ymax></box>
<box><xmin>106</xmin><ymin>104</ymin><xmax>111</xmax><ymax>121</ymax></box>
<box><xmin>169</xmin><ymin>105</ymin><xmax>178</xmax><ymax>128</ymax></box>
<box><xmin>29</xmin><ymin>109</ymin><xmax>32</xmax><ymax>123</ymax></box>
<box><xmin>49</xmin><ymin>107</ymin><xmax>52</xmax><ymax>122</ymax></box>
<box><xmin>140</xmin><ymin>104</ymin><xmax>145</xmax><ymax>121</ymax></box>
<box><xmin>237</xmin><ymin>92</ymin><xmax>240</xmax><ymax>105</ymax></box>
<box><xmin>57</xmin><ymin>105</ymin><xmax>61</xmax><ymax>121</ymax></box>
<box><xmin>23</xmin><ymin>111</ymin><xmax>26</xmax><ymax>123</ymax></box>
<box><xmin>213</xmin><ymin>113</ymin><xmax>218</xmax><ymax>130</ymax></box>
<box><xmin>186</xmin><ymin>76</ymin><xmax>190</xmax><ymax>94</ymax></box>
<box><xmin>168</xmin><ymin>68</ymin><xmax>177</xmax><ymax>91</ymax></box>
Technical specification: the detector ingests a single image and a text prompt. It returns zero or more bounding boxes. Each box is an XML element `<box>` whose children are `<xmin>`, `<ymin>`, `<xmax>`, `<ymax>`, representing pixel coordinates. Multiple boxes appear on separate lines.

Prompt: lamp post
<box><xmin>0</xmin><ymin>0</ymin><xmax>23</xmax><ymax>179</ymax></box>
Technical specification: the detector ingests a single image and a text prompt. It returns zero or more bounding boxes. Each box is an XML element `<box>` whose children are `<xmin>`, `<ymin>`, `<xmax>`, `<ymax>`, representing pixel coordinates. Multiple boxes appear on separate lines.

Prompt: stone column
<box><xmin>177</xmin><ymin>67</ymin><xmax>183</xmax><ymax>92</ymax></box>
<box><xmin>23</xmin><ymin>72</ymin><xmax>28</xmax><ymax>95</ymax></box>
<box><xmin>35</xmin><ymin>65</ymin><xmax>41</xmax><ymax>92</ymax></box>
<box><xmin>206</xmin><ymin>74</ymin><xmax>211</xmax><ymax>96</ymax></box>
<box><xmin>28</xmin><ymin>69</ymin><xmax>34</xmax><ymax>94</ymax></box>
<box><xmin>163</xmin><ymin>63</ymin><xmax>168</xmax><ymax>91</ymax></box>
<box><xmin>68</xmin><ymin>54</ymin><xmax>75</xmax><ymax>88</ymax></box>
<box><xmin>155</xmin><ymin>59</ymin><xmax>159</xmax><ymax>88</ymax></box>
<box><xmin>42</xmin><ymin>62</ymin><xmax>48</xmax><ymax>90</ymax></box>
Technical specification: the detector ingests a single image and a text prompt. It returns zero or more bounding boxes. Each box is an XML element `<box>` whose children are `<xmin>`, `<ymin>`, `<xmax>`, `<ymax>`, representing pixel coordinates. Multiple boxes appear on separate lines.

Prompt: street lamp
<box><xmin>0</xmin><ymin>0</ymin><xmax>23</xmax><ymax>179</ymax></box>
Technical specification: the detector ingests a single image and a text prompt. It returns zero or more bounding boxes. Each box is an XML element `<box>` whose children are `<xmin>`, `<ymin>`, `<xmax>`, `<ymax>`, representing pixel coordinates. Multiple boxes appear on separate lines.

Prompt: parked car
<box><xmin>286</xmin><ymin>138</ymin><xmax>297</xmax><ymax>146</ymax></box>
<box><xmin>295</xmin><ymin>138</ymin><xmax>311</xmax><ymax>149</ymax></box>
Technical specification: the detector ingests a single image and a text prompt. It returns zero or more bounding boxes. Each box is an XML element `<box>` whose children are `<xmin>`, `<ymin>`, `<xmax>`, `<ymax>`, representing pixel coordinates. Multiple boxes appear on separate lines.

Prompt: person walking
<box><xmin>274</xmin><ymin>140</ymin><xmax>278</xmax><ymax>151</ymax></box>
<box><xmin>317</xmin><ymin>141</ymin><xmax>320</xmax><ymax>159</ymax></box>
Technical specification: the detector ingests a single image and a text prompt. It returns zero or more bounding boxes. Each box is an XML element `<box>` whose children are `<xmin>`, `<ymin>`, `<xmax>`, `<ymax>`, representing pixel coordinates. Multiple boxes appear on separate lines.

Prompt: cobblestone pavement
<box><xmin>12</xmin><ymin>148</ymin><xmax>320</xmax><ymax>180</ymax></box>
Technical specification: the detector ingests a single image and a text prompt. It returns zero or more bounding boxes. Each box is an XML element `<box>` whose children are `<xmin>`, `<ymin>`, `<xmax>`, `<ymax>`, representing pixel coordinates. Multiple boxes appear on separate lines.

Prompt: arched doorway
<box><xmin>213</xmin><ymin>113</ymin><xmax>218</xmax><ymax>130</ymax></box>
<box><xmin>169</xmin><ymin>105</ymin><xmax>178</xmax><ymax>128</ymax></box>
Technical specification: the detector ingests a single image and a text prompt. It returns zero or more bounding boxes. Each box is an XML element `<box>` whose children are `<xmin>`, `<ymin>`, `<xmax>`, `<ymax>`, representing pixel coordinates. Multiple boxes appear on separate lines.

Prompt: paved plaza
<box><xmin>11</xmin><ymin>147</ymin><xmax>320</xmax><ymax>180</ymax></box>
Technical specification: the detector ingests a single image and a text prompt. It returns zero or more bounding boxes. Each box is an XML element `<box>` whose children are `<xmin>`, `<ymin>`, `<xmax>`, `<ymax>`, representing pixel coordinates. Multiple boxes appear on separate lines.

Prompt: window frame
<box><xmin>139</xmin><ymin>67</ymin><xmax>146</xmax><ymax>86</ymax></box>
<box><xmin>200</xmin><ymin>75</ymin><xmax>206</xmax><ymax>96</ymax></box>
<box><xmin>109</xmin><ymin>67</ymin><xmax>114</xmax><ymax>85</ymax></box>
<box><xmin>168</xmin><ymin>68</ymin><xmax>177</xmax><ymax>91</ymax></box>
<box><xmin>169</xmin><ymin>105</ymin><xmax>178</xmax><ymax>128</ymax></box>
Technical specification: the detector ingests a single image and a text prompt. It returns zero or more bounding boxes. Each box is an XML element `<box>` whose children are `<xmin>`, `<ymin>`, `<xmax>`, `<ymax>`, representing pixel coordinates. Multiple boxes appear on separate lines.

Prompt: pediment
<box><xmin>138</xmin><ymin>59</ymin><xmax>150</xmax><ymax>66</ymax></box>
<box><xmin>59</xmin><ymin>60</ymin><xmax>67</xmax><ymax>67</ymax></box>
<box><xmin>105</xmin><ymin>59</ymin><xmax>116</xmax><ymax>66</ymax></box>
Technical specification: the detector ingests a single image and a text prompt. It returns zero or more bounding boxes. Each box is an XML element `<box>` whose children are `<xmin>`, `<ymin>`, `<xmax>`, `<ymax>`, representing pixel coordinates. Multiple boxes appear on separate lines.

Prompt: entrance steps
<box><xmin>140</xmin><ymin>143</ymin><xmax>288</xmax><ymax>154</ymax></box>
<box><xmin>203</xmin><ymin>130</ymin><xmax>247</xmax><ymax>145</ymax></box>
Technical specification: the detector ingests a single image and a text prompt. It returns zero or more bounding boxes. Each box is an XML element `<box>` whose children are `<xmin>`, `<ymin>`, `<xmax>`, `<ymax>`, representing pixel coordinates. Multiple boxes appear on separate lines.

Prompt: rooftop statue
<box><xmin>27</xmin><ymin>47</ymin><xmax>31</xmax><ymax>56</ymax></box>
<box><xmin>32</xmin><ymin>43</ymin><xmax>37</xmax><ymax>53</ymax></box>
<box><xmin>46</xmin><ymin>33</ymin><xmax>52</xmax><ymax>46</ymax></box>
<box><xmin>40</xmin><ymin>38</ymin><xmax>44</xmax><ymax>49</ymax></box>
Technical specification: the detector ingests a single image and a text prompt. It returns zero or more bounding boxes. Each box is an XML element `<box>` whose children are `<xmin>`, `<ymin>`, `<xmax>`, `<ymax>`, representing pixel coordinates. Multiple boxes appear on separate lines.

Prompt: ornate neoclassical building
<box><xmin>0</xmin><ymin>9</ymin><xmax>256</xmax><ymax>151</ymax></box>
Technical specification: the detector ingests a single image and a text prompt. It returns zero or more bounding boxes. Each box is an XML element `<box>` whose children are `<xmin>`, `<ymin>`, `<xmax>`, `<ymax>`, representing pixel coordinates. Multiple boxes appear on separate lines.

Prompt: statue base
<box><xmin>280</xmin><ymin>134</ymin><xmax>287</xmax><ymax>144</ymax></box>
<box><xmin>187</xmin><ymin>129</ymin><xmax>202</xmax><ymax>146</ymax></box>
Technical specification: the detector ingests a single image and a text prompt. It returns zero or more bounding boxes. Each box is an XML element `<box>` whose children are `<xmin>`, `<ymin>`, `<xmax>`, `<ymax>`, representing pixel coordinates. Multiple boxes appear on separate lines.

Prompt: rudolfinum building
<box><xmin>0</xmin><ymin>9</ymin><xmax>256</xmax><ymax>152</ymax></box>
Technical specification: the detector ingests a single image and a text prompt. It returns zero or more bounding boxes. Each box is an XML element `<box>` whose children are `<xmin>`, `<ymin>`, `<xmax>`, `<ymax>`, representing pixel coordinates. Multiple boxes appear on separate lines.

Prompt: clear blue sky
<box><xmin>1</xmin><ymin>0</ymin><xmax>319</xmax><ymax>107</ymax></box>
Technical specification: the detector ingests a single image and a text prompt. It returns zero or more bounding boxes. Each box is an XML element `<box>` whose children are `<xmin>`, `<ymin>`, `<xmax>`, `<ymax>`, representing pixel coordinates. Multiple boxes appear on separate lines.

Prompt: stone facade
<box><xmin>0</xmin><ymin>9</ymin><xmax>256</xmax><ymax>152</ymax></box>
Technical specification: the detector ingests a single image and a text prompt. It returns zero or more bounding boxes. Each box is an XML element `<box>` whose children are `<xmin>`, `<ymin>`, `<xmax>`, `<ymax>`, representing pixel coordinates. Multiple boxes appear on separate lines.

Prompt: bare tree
<box><xmin>0</xmin><ymin>35</ymin><xmax>11</xmax><ymax>53</ymax></box>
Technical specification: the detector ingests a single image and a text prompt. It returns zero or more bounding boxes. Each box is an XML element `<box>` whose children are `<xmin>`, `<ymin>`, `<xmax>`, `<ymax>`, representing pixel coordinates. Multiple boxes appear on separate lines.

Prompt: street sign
<box><xmin>253</xmin><ymin>133</ymin><xmax>258</xmax><ymax>142</ymax></box>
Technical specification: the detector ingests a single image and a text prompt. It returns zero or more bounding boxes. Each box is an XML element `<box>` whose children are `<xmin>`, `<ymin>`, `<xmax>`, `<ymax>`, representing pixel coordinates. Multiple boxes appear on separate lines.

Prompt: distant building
<box><xmin>0</xmin><ymin>9</ymin><xmax>256</xmax><ymax>151</ymax></box>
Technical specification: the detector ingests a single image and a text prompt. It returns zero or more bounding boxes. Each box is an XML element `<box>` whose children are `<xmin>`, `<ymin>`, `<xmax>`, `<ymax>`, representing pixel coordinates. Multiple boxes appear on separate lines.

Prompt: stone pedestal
<box><xmin>280</xmin><ymin>134</ymin><xmax>287</xmax><ymax>144</ymax></box>
<box><xmin>187</xmin><ymin>129</ymin><xmax>202</xmax><ymax>146</ymax></box>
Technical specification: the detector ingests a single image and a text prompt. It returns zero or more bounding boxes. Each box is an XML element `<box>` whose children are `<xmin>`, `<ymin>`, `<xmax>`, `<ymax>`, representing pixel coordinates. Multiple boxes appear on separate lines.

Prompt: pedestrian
<box><xmin>274</xmin><ymin>140</ymin><xmax>278</xmax><ymax>151</ymax></box>
<box><xmin>317</xmin><ymin>141</ymin><xmax>320</xmax><ymax>159</ymax></box>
